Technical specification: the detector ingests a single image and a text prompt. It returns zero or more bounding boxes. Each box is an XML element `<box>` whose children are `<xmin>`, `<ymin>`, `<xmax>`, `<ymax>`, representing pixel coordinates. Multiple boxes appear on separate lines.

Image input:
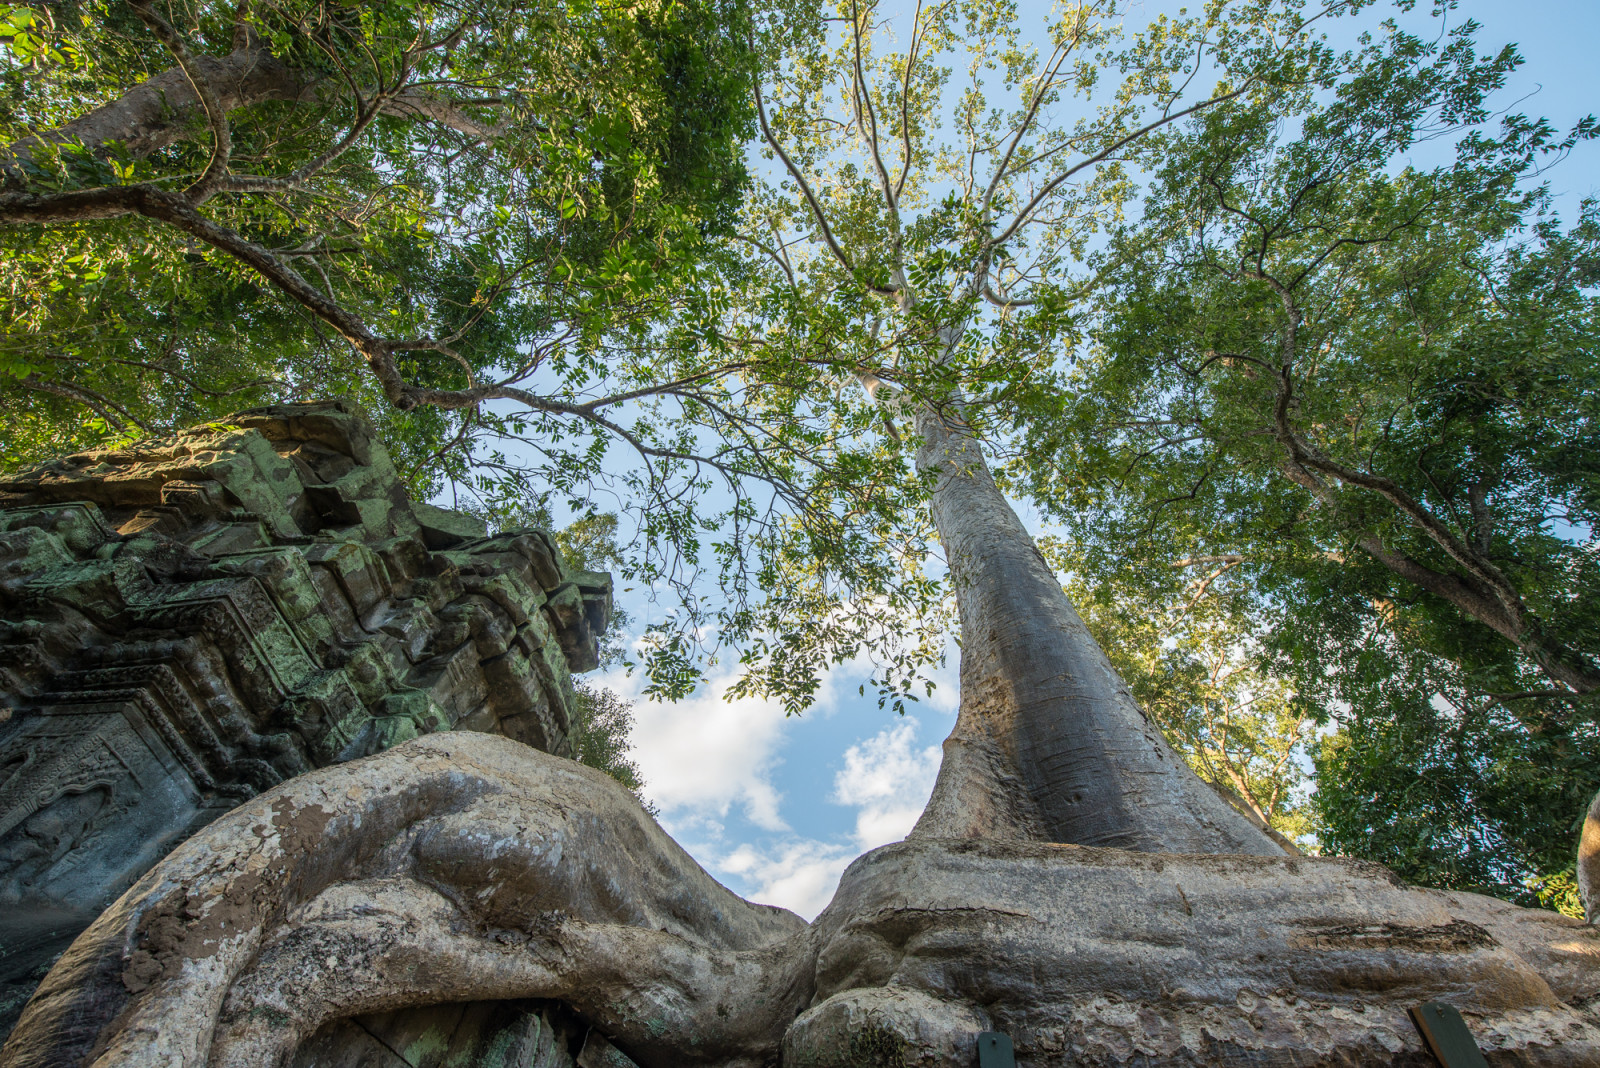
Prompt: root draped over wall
<box><xmin>4</xmin><ymin>732</ymin><xmax>1598</xmax><ymax>1067</ymax></box>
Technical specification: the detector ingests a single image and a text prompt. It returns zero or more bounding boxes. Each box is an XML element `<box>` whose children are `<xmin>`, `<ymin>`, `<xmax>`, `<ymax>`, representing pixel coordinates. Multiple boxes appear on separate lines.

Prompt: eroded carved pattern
<box><xmin>0</xmin><ymin>402</ymin><xmax>612</xmax><ymax>1041</ymax></box>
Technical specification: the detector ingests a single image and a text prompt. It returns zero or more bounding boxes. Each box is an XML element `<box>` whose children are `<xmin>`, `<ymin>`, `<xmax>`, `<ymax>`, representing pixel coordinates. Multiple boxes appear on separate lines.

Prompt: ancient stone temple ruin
<box><xmin>0</xmin><ymin>402</ymin><xmax>613</xmax><ymax>1058</ymax></box>
<box><xmin>2</xmin><ymin>405</ymin><xmax>1599</xmax><ymax>1068</ymax></box>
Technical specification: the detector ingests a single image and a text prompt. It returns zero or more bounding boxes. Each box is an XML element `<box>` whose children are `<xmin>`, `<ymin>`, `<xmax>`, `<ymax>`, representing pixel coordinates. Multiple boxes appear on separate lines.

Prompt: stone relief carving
<box><xmin>0</xmin><ymin>402</ymin><xmax>611</xmax><ymax>1041</ymax></box>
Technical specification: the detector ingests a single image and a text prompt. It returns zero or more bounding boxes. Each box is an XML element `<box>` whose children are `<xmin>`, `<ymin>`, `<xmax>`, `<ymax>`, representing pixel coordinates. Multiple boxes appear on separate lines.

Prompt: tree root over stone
<box><xmin>5</xmin><ymin>732</ymin><xmax>1600</xmax><ymax>1067</ymax></box>
<box><xmin>0</xmin><ymin>733</ymin><xmax>814</xmax><ymax>1068</ymax></box>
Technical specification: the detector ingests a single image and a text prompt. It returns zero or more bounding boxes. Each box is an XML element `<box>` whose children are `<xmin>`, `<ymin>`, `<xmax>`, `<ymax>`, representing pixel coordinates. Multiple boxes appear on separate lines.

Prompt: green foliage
<box><xmin>0</xmin><ymin>0</ymin><xmax>942</xmax><ymax>713</ymax></box>
<box><xmin>0</xmin><ymin>0</ymin><xmax>755</xmax><ymax>470</ymax></box>
<box><xmin>11</xmin><ymin>0</ymin><xmax>1597</xmax><ymax>905</ymax></box>
<box><xmin>569</xmin><ymin>682</ymin><xmax>655</xmax><ymax>813</ymax></box>
<box><xmin>1305</xmin><ymin>627</ymin><xmax>1600</xmax><ymax>907</ymax></box>
<box><xmin>1024</xmin><ymin>11</ymin><xmax>1600</xmax><ymax>905</ymax></box>
<box><xmin>1527</xmin><ymin>868</ymin><xmax>1585</xmax><ymax>920</ymax></box>
<box><xmin>702</xmin><ymin>0</ymin><xmax>1395</xmax><ymax>713</ymax></box>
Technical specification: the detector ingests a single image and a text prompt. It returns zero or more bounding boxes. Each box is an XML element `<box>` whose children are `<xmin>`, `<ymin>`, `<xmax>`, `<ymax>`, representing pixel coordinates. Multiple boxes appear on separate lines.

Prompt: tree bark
<box><xmin>10</xmin><ymin>732</ymin><xmax>1596</xmax><ymax>1068</ymax></box>
<box><xmin>1580</xmin><ymin>787</ymin><xmax>1600</xmax><ymax>924</ymax></box>
<box><xmin>0</xmin><ymin>734</ymin><xmax>814</xmax><ymax>1068</ymax></box>
<box><xmin>4</xmin><ymin>46</ymin><xmax>305</xmax><ymax>169</ymax></box>
<box><xmin>910</xmin><ymin>402</ymin><xmax>1280</xmax><ymax>853</ymax></box>
<box><xmin>3</xmin><ymin>418</ymin><xmax>1597</xmax><ymax>1066</ymax></box>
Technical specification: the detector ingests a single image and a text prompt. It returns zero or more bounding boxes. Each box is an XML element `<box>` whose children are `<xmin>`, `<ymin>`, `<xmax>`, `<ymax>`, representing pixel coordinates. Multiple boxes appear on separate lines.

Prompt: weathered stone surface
<box><xmin>0</xmin><ymin>732</ymin><xmax>808</xmax><ymax>1068</ymax></box>
<box><xmin>0</xmin><ymin>402</ymin><xmax>611</xmax><ymax>1039</ymax></box>
<box><xmin>6</xmin><ymin>731</ymin><xmax>1597</xmax><ymax>1068</ymax></box>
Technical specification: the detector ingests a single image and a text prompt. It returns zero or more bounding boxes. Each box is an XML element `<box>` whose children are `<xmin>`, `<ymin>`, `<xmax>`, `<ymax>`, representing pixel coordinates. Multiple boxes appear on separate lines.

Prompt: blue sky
<box><xmin>587</xmin><ymin>0</ymin><xmax>1600</xmax><ymax>921</ymax></box>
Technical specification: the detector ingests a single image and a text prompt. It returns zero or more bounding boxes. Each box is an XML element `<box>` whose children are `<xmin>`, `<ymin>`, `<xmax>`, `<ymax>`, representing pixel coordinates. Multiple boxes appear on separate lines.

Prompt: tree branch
<box><xmin>2</xmin><ymin>48</ymin><xmax>302</xmax><ymax>171</ymax></box>
<box><xmin>752</xmin><ymin>67</ymin><xmax>896</xmax><ymax>295</ymax></box>
<box><xmin>378</xmin><ymin>88</ymin><xmax>509</xmax><ymax>141</ymax></box>
<box><xmin>127</xmin><ymin>0</ymin><xmax>232</xmax><ymax>200</ymax></box>
<box><xmin>16</xmin><ymin>374</ymin><xmax>153</xmax><ymax>431</ymax></box>
<box><xmin>991</xmin><ymin>83</ymin><xmax>1253</xmax><ymax>250</ymax></box>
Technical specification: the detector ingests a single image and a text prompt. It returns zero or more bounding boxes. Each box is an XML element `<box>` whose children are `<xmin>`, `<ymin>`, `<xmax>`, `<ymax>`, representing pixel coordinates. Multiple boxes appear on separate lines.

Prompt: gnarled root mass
<box><xmin>0</xmin><ymin>733</ymin><xmax>813</xmax><ymax>1068</ymax></box>
<box><xmin>794</xmin><ymin>839</ymin><xmax>1600</xmax><ymax>1066</ymax></box>
<box><xmin>5</xmin><ymin>733</ymin><xmax>1600</xmax><ymax>1067</ymax></box>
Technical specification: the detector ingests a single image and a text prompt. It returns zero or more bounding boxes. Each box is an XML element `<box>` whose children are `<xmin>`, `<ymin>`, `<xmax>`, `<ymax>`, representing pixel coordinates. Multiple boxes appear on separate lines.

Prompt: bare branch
<box><xmin>753</xmin><ymin>67</ymin><xmax>896</xmax><ymax>295</ymax></box>
<box><xmin>979</xmin><ymin>31</ymin><xmax>1081</xmax><ymax>220</ymax></box>
<box><xmin>992</xmin><ymin>83</ymin><xmax>1252</xmax><ymax>250</ymax></box>
<box><xmin>3</xmin><ymin>48</ymin><xmax>301</xmax><ymax>169</ymax></box>
<box><xmin>848</xmin><ymin>0</ymin><xmax>899</xmax><ymax>229</ymax></box>
<box><xmin>730</xmin><ymin>232</ymin><xmax>796</xmax><ymax>286</ymax></box>
<box><xmin>379</xmin><ymin>89</ymin><xmax>508</xmax><ymax>141</ymax></box>
<box><xmin>893</xmin><ymin>0</ymin><xmax>924</xmax><ymax>200</ymax></box>
<box><xmin>982</xmin><ymin>281</ymin><xmax>1035</xmax><ymax>308</ymax></box>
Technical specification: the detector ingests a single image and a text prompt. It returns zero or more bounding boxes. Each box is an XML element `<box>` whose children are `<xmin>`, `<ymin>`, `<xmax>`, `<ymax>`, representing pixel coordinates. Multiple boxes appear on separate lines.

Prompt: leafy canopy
<box><xmin>1024</xmin><ymin>11</ymin><xmax>1599</xmax><ymax>905</ymax></box>
<box><xmin>1</xmin><ymin>0</ymin><xmax>753</xmax><ymax>476</ymax></box>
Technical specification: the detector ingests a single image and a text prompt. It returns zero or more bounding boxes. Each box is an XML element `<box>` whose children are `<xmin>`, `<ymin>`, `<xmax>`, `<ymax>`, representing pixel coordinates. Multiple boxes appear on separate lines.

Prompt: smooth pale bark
<box><xmin>4</xmin><ymin>46</ymin><xmax>303</xmax><ymax>167</ymax></box>
<box><xmin>910</xmin><ymin>402</ymin><xmax>1279</xmax><ymax>854</ymax></box>
<box><xmin>790</xmin><ymin>834</ymin><xmax>1600</xmax><ymax>1065</ymax></box>
<box><xmin>1581</xmin><ymin>788</ymin><xmax>1600</xmax><ymax>923</ymax></box>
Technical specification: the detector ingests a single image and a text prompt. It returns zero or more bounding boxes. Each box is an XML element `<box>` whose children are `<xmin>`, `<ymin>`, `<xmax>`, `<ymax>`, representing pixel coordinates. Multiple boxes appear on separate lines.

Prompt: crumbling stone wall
<box><xmin>0</xmin><ymin>401</ymin><xmax>610</xmax><ymax>1039</ymax></box>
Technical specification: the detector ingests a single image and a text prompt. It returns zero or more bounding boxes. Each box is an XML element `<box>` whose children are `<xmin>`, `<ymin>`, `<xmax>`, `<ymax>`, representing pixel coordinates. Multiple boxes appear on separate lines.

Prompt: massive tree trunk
<box><xmin>910</xmin><ymin>403</ymin><xmax>1278</xmax><ymax>853</ymax></box>
<box><xmin>6</xmin><ymin>731</ymin><xmax>1597</xmax><ymax>1068</ymax></box>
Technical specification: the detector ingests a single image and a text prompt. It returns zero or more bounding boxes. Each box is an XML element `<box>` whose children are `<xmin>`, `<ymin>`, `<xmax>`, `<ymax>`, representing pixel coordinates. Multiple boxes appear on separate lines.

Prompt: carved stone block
<box><xmin>0</xmin><ymin>402</ymin><xmax>611</xmax><ymax>1037</ymax></box>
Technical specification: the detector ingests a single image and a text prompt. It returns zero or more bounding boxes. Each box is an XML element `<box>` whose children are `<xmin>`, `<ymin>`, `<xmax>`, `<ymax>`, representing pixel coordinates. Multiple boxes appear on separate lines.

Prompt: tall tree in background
<box><xmin>723</xmin><ymin>0</ymin><xmax>1542</xmax><ymax>852</ymax></box>
<box><xmin>1031</xmin><ymin>39</ymin><xmax>1599</xmax><ymax>903</ymax></box>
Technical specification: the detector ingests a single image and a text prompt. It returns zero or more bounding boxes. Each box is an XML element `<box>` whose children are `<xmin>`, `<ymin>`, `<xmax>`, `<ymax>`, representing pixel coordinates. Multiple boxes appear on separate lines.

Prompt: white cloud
<box><xmin>597</xmin><ymin>665</ymin><xmax>792</xmax><ymax>831</ymax></box>
<box><xmin>714</xmin><ymin>840</ymin><xmax>854</xmax><ymax>920</ymax></box>
<box><xmin>700</xmin><ymin>719</ymin><xmax>945</xmax><ymax>919</ymax></box>
<box><xmin>586</xmin><ymin>657</ymin><xmax>951</xmax><ymax>923</ymax></box>
<box><xmin>832</xmin><ymin>719</ymin><xmax>943</xmax><ymax>849</ymax></box>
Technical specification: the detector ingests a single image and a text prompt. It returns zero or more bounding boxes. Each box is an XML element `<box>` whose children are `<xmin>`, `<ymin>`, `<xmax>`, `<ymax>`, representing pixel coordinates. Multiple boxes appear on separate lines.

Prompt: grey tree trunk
<box><xmin>3</xmin><ymin>46</ymin><xmax>303</xmax><ymax>168</ymax></box>
<box><xmin>910</xmin><ymin>402</ymin><xmax>1279</xmax><ymax>854</ymax></box>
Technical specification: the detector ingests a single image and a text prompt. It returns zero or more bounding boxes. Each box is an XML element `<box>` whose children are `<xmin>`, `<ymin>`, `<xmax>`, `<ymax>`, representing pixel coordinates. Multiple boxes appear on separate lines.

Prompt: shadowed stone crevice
<box><xmin>290</xmin><ymin>1000</ymin><xmax>610</xmax><ymax>1068</ymax></box>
